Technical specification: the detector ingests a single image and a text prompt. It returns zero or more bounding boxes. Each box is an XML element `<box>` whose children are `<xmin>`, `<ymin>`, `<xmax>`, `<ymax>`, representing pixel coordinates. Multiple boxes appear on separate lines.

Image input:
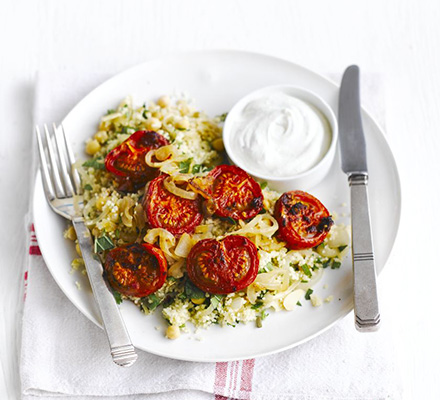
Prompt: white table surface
<box><xmin>1</xmin><ymin>0</ymin><xmax>439</xmax><ymax>398</ymax></box>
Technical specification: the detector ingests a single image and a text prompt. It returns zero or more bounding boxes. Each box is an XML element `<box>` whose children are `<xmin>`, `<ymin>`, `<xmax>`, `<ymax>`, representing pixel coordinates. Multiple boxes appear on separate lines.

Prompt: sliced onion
<box><xmin>143</xmin><ymin>228</ymin><xmax>176</xmax><ymax>258</ymax></box>
<box><xmin>168</xmin><ymin>258</ymin><xmax>185</xmax><ymax>279</ymax></box>
<box><xmin>145</xmin><ymin>145</ymin><xmax>177</xmax><ymax>167</ymax></box>
<box><xmin>174</xmin><ymin>233</ymin><xmax>194</xmax><ymax>258</ymax></box>
<box><xmin>163</xmin><ymin>177</ymin><xmax>198</xmax><ymax>200</ymax></box>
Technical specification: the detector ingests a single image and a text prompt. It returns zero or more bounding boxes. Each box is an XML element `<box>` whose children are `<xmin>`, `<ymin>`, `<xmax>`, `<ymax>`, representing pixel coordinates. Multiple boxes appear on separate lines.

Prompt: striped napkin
<box><xmin>20</xmin><ymin>71</ymin><xmax>402</xmax><ymax>400</ymax></box>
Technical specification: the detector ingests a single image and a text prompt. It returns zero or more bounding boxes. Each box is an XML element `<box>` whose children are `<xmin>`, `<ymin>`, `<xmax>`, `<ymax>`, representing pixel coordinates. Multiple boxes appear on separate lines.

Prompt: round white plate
<box><xmin>33</xmin><ymin>50</ymin><xmax>401</xmax><ymax>362</ymax></box>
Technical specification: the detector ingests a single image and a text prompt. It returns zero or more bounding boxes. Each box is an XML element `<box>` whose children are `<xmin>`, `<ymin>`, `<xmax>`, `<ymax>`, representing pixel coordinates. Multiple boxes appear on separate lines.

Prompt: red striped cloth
<box><xmin>214</xmin><ymin>360</ymin><xmax>255</xmax><ymax>400</ymax></box>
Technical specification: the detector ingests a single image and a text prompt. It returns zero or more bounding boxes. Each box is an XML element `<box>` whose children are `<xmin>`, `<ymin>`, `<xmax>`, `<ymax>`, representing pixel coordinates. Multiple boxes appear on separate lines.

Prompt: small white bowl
<box><xmin>223</xmin><ymin>85</ymin><xmax>338</xmax><ymax>192</ymax></box>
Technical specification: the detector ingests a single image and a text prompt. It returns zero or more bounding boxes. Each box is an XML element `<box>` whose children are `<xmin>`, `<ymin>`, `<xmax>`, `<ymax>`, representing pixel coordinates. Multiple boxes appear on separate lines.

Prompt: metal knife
<box><xmin>338</xmin><ymin>65</ymin><xmax>380</xmax><ymax>332</ymax></box>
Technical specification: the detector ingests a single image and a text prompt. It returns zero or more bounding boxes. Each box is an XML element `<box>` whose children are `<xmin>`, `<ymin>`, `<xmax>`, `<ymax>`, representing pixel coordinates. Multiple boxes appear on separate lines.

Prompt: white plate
<box><xmin>33</xmin><ymin>50</ymin><xmax>401</xmax><ymax>362</ymax></box>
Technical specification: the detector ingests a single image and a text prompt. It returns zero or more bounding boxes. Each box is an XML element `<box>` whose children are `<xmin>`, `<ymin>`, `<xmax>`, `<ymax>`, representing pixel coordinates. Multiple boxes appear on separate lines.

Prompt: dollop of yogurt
<box><xmin>230</xmin><ymin>93</ymin><xmax>332</xmax><ymax>177</ymax></box>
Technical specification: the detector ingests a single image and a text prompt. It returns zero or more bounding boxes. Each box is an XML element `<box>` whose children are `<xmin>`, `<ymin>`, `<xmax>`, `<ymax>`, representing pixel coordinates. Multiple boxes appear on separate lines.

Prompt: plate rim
<box><xmin>33</xmin><ymin>49</ymin><xmax>402</xmax><ymax>362</ymax></box>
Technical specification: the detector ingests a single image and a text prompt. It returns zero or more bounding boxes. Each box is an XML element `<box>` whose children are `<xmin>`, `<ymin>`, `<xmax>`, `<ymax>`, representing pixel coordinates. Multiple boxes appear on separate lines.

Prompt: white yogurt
<box><xmin>229</xmin><ymin>92</ymin><xmax>332</xmax><ymax>177</ymax></box>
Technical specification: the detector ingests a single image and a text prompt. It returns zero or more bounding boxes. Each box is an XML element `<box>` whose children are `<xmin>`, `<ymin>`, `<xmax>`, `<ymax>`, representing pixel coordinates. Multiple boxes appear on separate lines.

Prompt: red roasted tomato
<box><xmin>274</xmin><ymin>190</ymin><xmax>333</xmax><ymax>250</ymax></box>
<box><xmin>143</xmin><ymin>174</ymin><xmax>203</xmax><ymax>236</ymax></box>
<box><xmin>190</xmin><ymin>165</ymin><xmax>263</xmax><ymax>220</ymax></box>
<box><xmin>104</xmin><ymin>243</ymin><xmax>167</xmax><ymax>298</ymax></box>
<box><xmin>186</xmin><ymin>235</ymin><xmax>259</xmax><ymax>294</ymax></box>
<box><xmin>105</xmin><ymin>130</ymin><xmax>169</xmax><ymax>192</ymax></box>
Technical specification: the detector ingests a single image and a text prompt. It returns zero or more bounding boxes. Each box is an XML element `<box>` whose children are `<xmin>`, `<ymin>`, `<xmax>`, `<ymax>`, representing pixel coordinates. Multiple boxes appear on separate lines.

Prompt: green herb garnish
<box><xmin>305</xmin><ymin>288</ymin><xmax>314</xmax><ymax>300</ymax></box>
<box><xmin>210</xmin><ymin>294</ymin><xmax>225</xmax><ymax>309</ymax></box>
<box><xmin>331</xmin><ymin>260</ymin><xmax>342</xmax><ymax>269</ymax></box>
<box><xmin>141</xmin><ymin>294</ymin><xmax>161</xmax><ymax>311</ymax></box>
<box><xmin>296</xmin><ymin>301</ymin><xmax>302</xmax><ymax>306</ymax></box>
<box><xmin>217</xmin><ymin>112</ymin><xmax>228</xmax><ymax>122</ymax></box>
<box><xmin>142</xmin><ymin>110</ymin><xmax>149</xmax><ymax>119</ymax></box>
<box><xmin>83</xmin><ymin>184</ymin><xmax>93</xmax><ymax>191</ymax></box>
<box><xmin>184</xmin><ymin>280</ymin><xmax>205</xmax><ymax>299</ymax></box>
<box><xmin>82</xmin><ymin>158</ymin><xmax>106</xmax><ymax>170</ymax></box>
<box><xmin>179</xmin><ymin>159</ymin><xmax>192</xmax><ymax>173</ymax></box>
<box><xmin>301</xmin><ymin>264</ymin><xmax>312</xmax><ymax>278</ymax></box>
<box><xmin>338</xmin><ymin>245</ymin><xmax>348</xmax><ymax>252</ymax></box>
<box><xmin>94</xmin><ymin>234</ymin><xmax>115</xmax><ymax>253</ymax></box>
<box><xmin>264</xmin><ymin>262</ymin><xmax>274</xmax><ymax>272</ymax></box>
<box><xmin>113</xmin><ymin>291</ymin><xmax>123</xmax><ymax>304</ymax></box>
<box><xmin>259</xmin><ymin>181</ymin><xmax>268</xmax><ymax>190</ymax></box>
<box><xmin>192</xmin><ymin>164</ymin><xmax>202</xmax><ymax>173</ymax></box>
<box><xmin>106</xmin><ymin>109</ymin><xmax>115</xmax><ymax>115</ymax></box>
<box><xmin>251</xmin><ymin>301</ymin><xmax>264</xmax><ymax>310</ymax></box>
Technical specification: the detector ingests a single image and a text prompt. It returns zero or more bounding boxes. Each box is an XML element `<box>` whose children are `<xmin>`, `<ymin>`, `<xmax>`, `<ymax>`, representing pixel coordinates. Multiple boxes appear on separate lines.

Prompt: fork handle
<box><xmin>349</xmin><ymin>174</ymin><xmax>381</xmax><ymax>331</ymax></box>
<box><xmin>72</xmin><ymin>218</ymin><xmax>138</xmax><ymax>367</ymax></box>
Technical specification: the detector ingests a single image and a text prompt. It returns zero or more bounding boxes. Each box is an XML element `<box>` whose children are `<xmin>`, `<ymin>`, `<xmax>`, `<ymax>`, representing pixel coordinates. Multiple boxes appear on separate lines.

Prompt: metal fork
<box><xmin>36</xmin><ymin>123</ymin><xmax>138</xmax><ymax>367</ymax></box>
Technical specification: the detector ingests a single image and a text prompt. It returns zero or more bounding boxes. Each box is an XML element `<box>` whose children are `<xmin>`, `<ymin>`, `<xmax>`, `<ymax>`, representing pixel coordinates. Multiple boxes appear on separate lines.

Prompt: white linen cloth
<box><xmin>20</xmin><ymin>71</ymin><xmax>402</xmax><ymax>400</ymax></box>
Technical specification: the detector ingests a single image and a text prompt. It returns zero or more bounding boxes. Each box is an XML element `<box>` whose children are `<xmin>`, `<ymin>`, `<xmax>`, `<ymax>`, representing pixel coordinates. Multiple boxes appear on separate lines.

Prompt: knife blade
<box><xmin>338</xmin><ymin>65</ymin><xmax>380</xmax><ymax>332</ymax></box>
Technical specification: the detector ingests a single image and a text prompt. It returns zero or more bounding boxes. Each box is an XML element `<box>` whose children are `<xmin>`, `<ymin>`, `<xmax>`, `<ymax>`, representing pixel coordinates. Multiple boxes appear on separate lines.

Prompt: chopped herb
<box><xmin>301</xmin><ymin>264</ymin><xmax>312</xmax><ymax>278</ymax></box>
<box><xmin>106</xmin><ymin>109</ymin><xmax>115</xmax><ymax>115</ymax></box>
<box><xmin>142</xmin><ymin>110</ymin><xmax>149</xmax><ymax>119</ymax></box>
<box><xmin>260</xmin><ymin>311</ymin><xmax>269</xmax><ymax>320</ymax></box>
<box><xmin>251</xmin><ymin>301</ymin><xmax>264</xmax><ymax>310</ymax></box>
<box><xmin>83</xmin><ymin>184</ymin><xmax>93</xmax><ymax>191</ymax></box>
<box><xmin>217</xmin><ymin>112</ymin><xmax>228</xmax><ymax>122</ymax></box>
<box><xmin>120</xmin><ymin>126</ymin><xmax>136</xmax><ymax>134</ymax></box>
<box><xmin>322</xmin><ymin>259</ymin><xmax>331</xmax><ymax>269</ymax></box>
<box><xmin>331</xmin><ymin>260</ymin><xmax>342</xmax><ymax>269</ymax></box>
<box><xmin>162</xmin><ymin>296</ymin><xmax>174</xmax><ymax>308</ymax></box>
<box><xmin>177</xmin><ymin>292</ymin><xmax>187</xmax><ymax>300</ymax></box>
<box><xmin>259</xmin><ymin>181</ymin><xmax>268</xmax><ymax>190</ymax></box>
<box><xmin>210</xmin><ymin>294</ymin><xmax>224</xmax><ymax>309</ymax></box>
<box><xmin>82</xmin><ymin>158</ymin><xmax>106</xmax><ymax>170</ymax></box>
<box><xmin>113</xmin><ymin>290</ymin><xmax>123</xmax><ymax>304</ymax></box>
<box><xmin>94</xmin><ymin>234</ymin><xmax>115</xmax><ymax>253</ymax></box>
<box><xmin>301</xmin><ymin>280</ymin><xmax>309</xmax><ymax>283</ymax></box>
<box><xmin>338</xmin><ymin>245</ymin><xmax>348</xmax><ymax>252</ymax></box>
<box><xmin>141</xmin><ymin>294</ymin><xmax>161</xmax><ymax>311</ymax></box>
<box><xmin>262</xmin><ymin>262</ymin><xmax>274</xmax><ymax>273</ymax></box>
<box><xmin>305</xmin><ymin>288</ymin><xmax>314</xmax><ymax>300</ymax></box>
<box><xmin>167</xmin><ymin>276</ymin><xmax>177</xmax><ymax>282</ymax></box>
<box><xmin>296</xmin><ymin>301</ymin><xmax>302</xmax><ymax>306</ymax></box>
<box><xmin>192</xmin><ymin>164</ymin><xmax>202</xmax><ymax>173</ymax></box>
<box><xmin>176</xmin><ymin>127</ymin><xmax>187</xmax><ymax>131</ymax></box>
<box><xmin>226</xmin><ymin>217</ymin><xmax>237</xmax><ymax>225</ymax></box>
<box><xmin>184</xmin><ymin>279</ymin><xmax>205</xmax><ymax>299</ymax></box>
<box><xmin>179</xmin><ymin>159</ymin><xmax>192</xmax><ymax>173</ymax></box>
<box><xmin>114</xmin><ymin>229</ymin><xmax>120</xmax><ymax>239</ymax></box>
<box><xmin>256</xmin><ymin>316</ymin><xmax>263</xmax><ymax>328</ymax></box>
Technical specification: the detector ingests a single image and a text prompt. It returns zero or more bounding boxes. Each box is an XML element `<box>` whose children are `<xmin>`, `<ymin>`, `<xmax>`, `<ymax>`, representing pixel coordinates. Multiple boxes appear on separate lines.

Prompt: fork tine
<box><xmin>60</xmin><ymin>124</ymin><xmax>82</xmax><ymax>195</ymax></box>
<box><xmin>36</xmin><ymin>126</ymin><xmax>56</xmax><ymax>201</ymax></box>
<box><xmin>53</xmin><ymin>123</ymin><xmax>75</xmax><ymax>197</ymax></box>
<box><xmin>43</xmin><ymin>123</ymin><xmax>66</xmax><ymax>198</ymax></box>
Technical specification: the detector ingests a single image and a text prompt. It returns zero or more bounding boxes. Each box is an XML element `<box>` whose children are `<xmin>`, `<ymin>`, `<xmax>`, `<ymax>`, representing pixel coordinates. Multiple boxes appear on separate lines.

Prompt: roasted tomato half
<box><xmin>274</xmin><ymin>190</ymin><xmax>333</xmax><ymax>250</ymax></box>
<box><xmin>104</xmin><ymin>243</ymin><xmax>167</xmax><ymax>298</ymax></box>
<box><xmin>143</xmin><ymin>174</ymin><xmax>203</xmax><ymax>236</ymax></box>
<box><xmin>190</xmin><ymin>165</ymin><xmax>263</xmax><ymax>220</ymax></box>
<box><xmin>186</xmin><ymin>235</ymin><xmax>259</xmax><ymax>294</ymax></box>
<box><xmin>105</xmin><ymin>130</ymin><xmax>169</xmax><ymax>192</ymax></box>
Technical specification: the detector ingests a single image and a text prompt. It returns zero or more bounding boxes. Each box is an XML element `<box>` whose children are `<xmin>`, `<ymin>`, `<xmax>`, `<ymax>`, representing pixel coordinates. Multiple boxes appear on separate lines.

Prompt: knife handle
<box><xmin>349</xmin><ymin>174</ymin><xmax>381</xmax><ymax>332</ymax></box>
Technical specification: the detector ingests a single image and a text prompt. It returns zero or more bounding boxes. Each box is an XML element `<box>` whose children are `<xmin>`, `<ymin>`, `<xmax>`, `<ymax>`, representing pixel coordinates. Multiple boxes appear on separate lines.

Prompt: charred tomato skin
<box><xmin>274</xmin><ymin>190</ymin><xmax>333</xmax><ymax>250</ymax></box>
<box><xmin>104</xmin><ymin>130</ymin><xmax>169</xmax><ymax>192</ymax></box>
<box><xmin>186</xmin><ymin>235</ymin><xmax>259</xmax><ymax>294</ymax></box>
<box><xmin>143</xmin><ymin>174</ymin><xmax>203</xmax><ymax>236</ymax></box>
<box><xmin>104</xmin><ymin>243</ymin><xmax>168</xmax><ymax>298</ymax></box>
<box><xmin>190</xmin><ymin>165</ymin><xmax>263</xmax><ymax>221</ymax></box>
